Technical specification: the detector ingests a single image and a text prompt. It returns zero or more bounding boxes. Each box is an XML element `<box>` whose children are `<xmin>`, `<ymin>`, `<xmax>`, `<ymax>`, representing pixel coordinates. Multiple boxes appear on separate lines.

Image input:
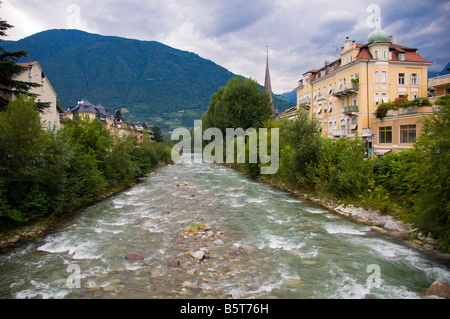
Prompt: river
<box><xmin>0</xmin><ymin>153</ymin><xmax>449</xmax><ymax>299</ymax></box>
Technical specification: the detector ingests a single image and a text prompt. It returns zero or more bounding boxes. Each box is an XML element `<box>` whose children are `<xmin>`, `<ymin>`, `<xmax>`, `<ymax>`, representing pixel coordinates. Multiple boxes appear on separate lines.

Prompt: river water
<box><xmin>0</xmin><ymin>154</ymin><xmax>449</xmax><ymax>299</ymax></box>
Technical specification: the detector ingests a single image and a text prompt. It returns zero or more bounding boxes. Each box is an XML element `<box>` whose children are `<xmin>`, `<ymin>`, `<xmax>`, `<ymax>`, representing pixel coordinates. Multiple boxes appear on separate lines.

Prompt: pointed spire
<box><xmin>264</xmin><ymin>46</ymin><xmax>275</xmax><ymax>112</ymax></box>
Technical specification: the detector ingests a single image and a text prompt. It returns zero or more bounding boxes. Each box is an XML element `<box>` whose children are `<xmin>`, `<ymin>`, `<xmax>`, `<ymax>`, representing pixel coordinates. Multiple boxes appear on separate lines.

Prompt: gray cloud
<box><xmin>2</xmin><ymin>0</ymin><xmax>449</xmax><ymax>93</ymax></box>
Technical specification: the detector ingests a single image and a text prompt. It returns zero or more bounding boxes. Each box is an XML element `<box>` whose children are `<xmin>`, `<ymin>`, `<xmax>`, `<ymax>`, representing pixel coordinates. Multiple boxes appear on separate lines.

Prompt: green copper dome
<box><xmin>368</xmin><ymin>27</ymin><xmax>390</xmax><ymax>43</ymax></box>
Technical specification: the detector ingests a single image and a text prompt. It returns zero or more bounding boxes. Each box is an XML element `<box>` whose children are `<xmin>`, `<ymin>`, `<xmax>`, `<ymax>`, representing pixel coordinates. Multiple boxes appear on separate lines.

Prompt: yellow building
<box><xmin>428</xmin><ymin>74</ymin><xmax>450</xmax><ymax>102</ymax></box>
<box><xmin>13</xmin><ymin>62</ymin><xmax>60</xmax><ymax>130</ymax></box>
<box><xmin>295</xmin><ymin>28</ymin><xmax>431</xmax><ymax>150</ymax></box>
<box><xmin>371</xmin><ymin>105</ymin><xmax>438</xmax><ymax>155</ymax></box>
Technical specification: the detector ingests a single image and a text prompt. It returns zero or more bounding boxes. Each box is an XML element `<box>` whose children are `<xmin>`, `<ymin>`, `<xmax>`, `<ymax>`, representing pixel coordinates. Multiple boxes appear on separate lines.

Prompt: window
<box><xmin>381</xmin><ymin>71</ymin><xmax>387</xmax><ymax>84</ymax></box>
<box><xmin>399</xmin><ymin>53</ymin><xmax>405</xmax><ymax>61</ymax></box>
<box><xmin>379</xmin><ymin>126</ymin><xmax>392</xmax><ymax>143</ymax></box>
<box><xmin>398</xmin><ymin>73</ymin><xmax>405</xmax><ymax>85</ymax></box>
<box><xmin>374</xmin><ymin>50</ymin><xmax>379</xmax><ymax>59</ymax></box>
<box><xmin>375</xmin><ymin>93</ymin><xmax>380</xmax><ymax>105</ymax></box>
<box><xmin>410</xmin><ymin>73</ymin><xmax>420</xmax><ymax>85</ymax></box>
<box><xmin>374</xmin><ymin>71</ymin><xmax>379</xmax><ymax>84</ymax></box>
<box><xmin>381</xmin><ymin>50</ymin><xmax>387</xmax><ymax>59</ymax></box>
<box><xmin>400</xmin><ymin>125</ymin><xmax>416</xmax><ymax>143</ymax></box>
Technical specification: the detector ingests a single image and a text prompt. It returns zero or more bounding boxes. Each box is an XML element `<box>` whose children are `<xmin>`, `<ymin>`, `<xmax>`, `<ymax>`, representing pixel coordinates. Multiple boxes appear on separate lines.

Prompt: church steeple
<box><xmin>264</xmin><ymin>46</ymin><xmax>275</xmax><ymax>113</ymax></box>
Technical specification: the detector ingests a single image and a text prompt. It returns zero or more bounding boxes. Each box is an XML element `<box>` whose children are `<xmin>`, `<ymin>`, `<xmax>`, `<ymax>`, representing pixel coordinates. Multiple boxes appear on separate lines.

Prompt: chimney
<box><xmin>388</xmin><ymin>35</ymin><xmax>393</xmax><ymax>44</ymax></box>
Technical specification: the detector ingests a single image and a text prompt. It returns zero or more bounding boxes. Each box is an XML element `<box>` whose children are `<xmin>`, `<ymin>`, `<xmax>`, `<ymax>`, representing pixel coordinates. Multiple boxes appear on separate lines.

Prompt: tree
<box><xmin>114</xmin><ymin>109</ymin><xmax>123</xmax><ymax>121</ymax></box>
<box><xmin>0</xmin><ymin>9</ymin><xmax>45</xmax><ymax>111</ymax></box>
<box><xmin>202</xmin><ymin>76</ymin><xmax>273</xmax><ymax>133</ymax></box>
<box><xmin>410</xmin><ymin>101</ymin><xmax>450</xmax><ymax>248</ymax></box>
<box><xmin>152</xmin><ymin>124</ymin><xmax>163</xmax><ymax>143</ymax></box>
<box><xmin>0</xmin><ymin>96</ymin><xmax>67</xmax><ymax>223</ymax></box>
<box><xmin>278</xmin><ymin>110</ymin><xmax>322</xmax><ymax>183</ymax></box>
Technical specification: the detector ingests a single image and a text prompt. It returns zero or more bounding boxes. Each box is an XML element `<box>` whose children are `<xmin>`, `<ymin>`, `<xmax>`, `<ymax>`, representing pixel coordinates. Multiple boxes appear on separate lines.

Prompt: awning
<box><xmin>374</xmin><ymin>149</ymin><xmax>391</xmax><ymax>156</ymax></box>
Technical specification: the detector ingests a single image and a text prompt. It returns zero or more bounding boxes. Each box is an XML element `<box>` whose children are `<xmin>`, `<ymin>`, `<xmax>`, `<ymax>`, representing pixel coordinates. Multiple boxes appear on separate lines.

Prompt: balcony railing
<box><xmin>299</xmin><ymin>97</ymin><xmax>311</xmax><ymax>105</ymax></box>
<box><xmin>332</xmin><ymin>129</ymin><xmax>345</xmax><ymax>137</ymax></box>
<box><xmin>333</xmin><ymin>83</ymin><xmax>359</xmax><ymax>97</ymax></box>
<box><xmin>344</xmin><ymin>105</ymin><xmax>359</xmax><ymax>114</ymax></box>
<box><xmin>362</xmin><ymin>128</ymin><xmax>373</xmax><ymax>136</ymax></box>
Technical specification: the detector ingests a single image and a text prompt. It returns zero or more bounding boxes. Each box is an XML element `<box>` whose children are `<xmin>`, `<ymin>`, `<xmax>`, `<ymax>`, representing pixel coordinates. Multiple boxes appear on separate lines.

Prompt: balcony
<box><xmin>299</xmin><ymin>97</ymin><xmax>311</xmax><ymax>105</ymax></box>
<box><xmin>332</xmin><ymin>129</ymin><xmax>345</xmax><ymax>137</ymax></box>
<box><xmin>333</xmin><ymin>83</ymin><xmax>359</xmax><ymax>97</ymax></box>
<box><xmin>362</xmin><ymin>128</ymin><xmax>373</xmax><ymax>137</ymax></box>
<box><xmin>344</xmin><ymin>105</ymin><xmax>359</xmax><ymax>114</ymax></box>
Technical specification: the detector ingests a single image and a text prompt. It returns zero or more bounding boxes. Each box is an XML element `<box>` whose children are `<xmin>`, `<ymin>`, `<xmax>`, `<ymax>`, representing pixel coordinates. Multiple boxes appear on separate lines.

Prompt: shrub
<box><xmin>375</xmin><ymin>101</ymin><xmax>395</xmax><ymax>119</ymax></box>
<box><xmin>314</xmin><ymin>138</ymin><xmax>372</xmax><ymax>198</ymax></box>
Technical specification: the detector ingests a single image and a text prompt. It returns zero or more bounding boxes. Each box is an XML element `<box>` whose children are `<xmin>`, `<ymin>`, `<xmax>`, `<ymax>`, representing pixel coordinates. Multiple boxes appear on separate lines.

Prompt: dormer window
<box><xmin>399</xmin><ymin>53</ymin><xmax>405</xmax><ymax>61</ymax></box>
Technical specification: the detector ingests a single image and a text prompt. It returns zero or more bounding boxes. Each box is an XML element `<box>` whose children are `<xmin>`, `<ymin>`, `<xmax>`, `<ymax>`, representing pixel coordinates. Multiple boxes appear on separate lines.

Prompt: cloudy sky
<box><xmin>2</xmin><ymin>0</ymin><xmax>449</xmax><ymax>94</ymax></box>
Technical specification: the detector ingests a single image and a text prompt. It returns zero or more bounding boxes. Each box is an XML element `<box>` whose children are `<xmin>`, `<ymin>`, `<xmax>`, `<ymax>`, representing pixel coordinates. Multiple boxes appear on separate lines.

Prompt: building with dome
<box><xmin>295</xmin><ymin>27</ymin><xmax>431</xmax><ymax>155</ymax></box>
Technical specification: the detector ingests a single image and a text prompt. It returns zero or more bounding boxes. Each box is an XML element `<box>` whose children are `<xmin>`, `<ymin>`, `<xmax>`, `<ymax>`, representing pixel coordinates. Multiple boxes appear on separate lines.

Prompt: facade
<box><xmin>428</xmin><ymin>74</ymin><xmax>450</xmax><ymax>102</ymax></box>
<box><xmin>279</xmin><ymin>106</ymin><xmax>297</xmax><ymax>120</ymax></box>
<box><xmin>295</xmin><ymin>28</ymin><xmax>431</xmax><ymax>151</ymax></box>
<box><xmin>13</xmin><ymin>62</ymin><xmax>60</xmax><ymax>130</ymax></box>
<box><xmin>371</xmin><ymin>105</ymin><xmax>437</xmax><ymax>155</ymax></box>
<box><xmin>66</xmin><ymin>99</ymin><xmax>116</xmax><ymax>135</ymax></box>
<box><xmin>66</xmin><ymin>99</ymin><xmax>154</xmax><ymax>144</ymax></box>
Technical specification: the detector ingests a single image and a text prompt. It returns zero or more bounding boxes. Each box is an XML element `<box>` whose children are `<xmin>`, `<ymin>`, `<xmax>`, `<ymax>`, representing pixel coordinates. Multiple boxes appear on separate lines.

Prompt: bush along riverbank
<box><xmin>0</xmin><ymin>97</ymin><xmax>173</xmax><ymax>248</ymax></box>
<box><xmin>225</xmin><ymin>96</ymin><xmax>450</xmax><ymax>256</ymax></box>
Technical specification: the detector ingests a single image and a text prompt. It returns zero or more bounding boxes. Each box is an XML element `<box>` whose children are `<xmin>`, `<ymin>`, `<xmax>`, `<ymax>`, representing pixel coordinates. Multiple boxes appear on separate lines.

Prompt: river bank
<box><xmin>261</xmin><ymin>176</ymin><xmax>450</xmax><ymax>261</ymax></box>
<box><xmin>222</xmin><ymin>163</ymin><xmax>450</xmax><ymax>262</ymax></box>
<box><xmin>0</xmin><ymin>172</ymin><xmax>157</xmax><ymax>250</ymax></box>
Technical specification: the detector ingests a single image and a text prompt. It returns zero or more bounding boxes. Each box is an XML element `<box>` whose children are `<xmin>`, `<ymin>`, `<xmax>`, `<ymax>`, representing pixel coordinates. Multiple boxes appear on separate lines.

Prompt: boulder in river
<box><xmin>125</xmin><ymin>252</ymin><xmax>144</xmax><ymax>261</ymax></box>
<box><xmin>421</xmin><ymin>281</ymin><xmax>450</xmax><ymax>299</ymax></box>
<box><xmin>189</xmin><ymin>250</ymin><xmax>206</xmax><ymax>261</ymax></box>
<box><xmin>168</xmin><ymin>259</ymin><xmax>180</xmax><ymax>267</ymax></box>
<box><xmin>239</xmin><ymin>244</ymin><xmax>257</xmax><ymax>253</ymax></box>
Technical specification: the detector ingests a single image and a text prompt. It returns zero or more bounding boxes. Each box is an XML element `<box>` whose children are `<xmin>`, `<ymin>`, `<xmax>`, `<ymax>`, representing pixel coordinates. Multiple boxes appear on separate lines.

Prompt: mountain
<box><xmin>3</xmin><ymin>29</ymin><xmax>293</xmax><ymax>131</ymax></box>
<box><xmin>281</xmin><ymin>90</ymin><xmax>297</xmax><ymax>105</ymax></box>
<box><xmin>428</xmin><ymin>62</ymin><xmax>450</xmax><ymax>79</ymax></box>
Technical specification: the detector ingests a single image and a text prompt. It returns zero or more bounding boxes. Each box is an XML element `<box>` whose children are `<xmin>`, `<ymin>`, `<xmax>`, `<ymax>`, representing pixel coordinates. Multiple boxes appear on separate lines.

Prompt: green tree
<box><xmin>314</xmin><ymin>137</ymin><xmax>372</xmax><ymax>198</ymax></box>
<box><xmin>277</xmin><ymin>110</ymin><xmax>322</xmax><ymax>185</ymax></box>
<box><xmin>152</xmin><ymin>124</ymin><xmax>163</xmax><ymax>143</ymax></box>
<box><xmin>410</xmin><ymin>102</ymin><xmax>450</xmax><ymax>248</ymax></box>
<box><xmin>114</xmin><ymin>109</ymin><xmax>123</xmax><ymax>121</ymax></box>
<box><xmin>202</xmin><ymin>76</ymin><xmax>273</xmax><ymax>133</ymax></box>
<box><xmin>0</xmin><ymin>96</ymin><xmax>68</xmax><ymax>223</ymax></box>
<box><xmin>104</xmin><ymin>135</ymin><xmax>139</xmax><ymax>187</ymax></box>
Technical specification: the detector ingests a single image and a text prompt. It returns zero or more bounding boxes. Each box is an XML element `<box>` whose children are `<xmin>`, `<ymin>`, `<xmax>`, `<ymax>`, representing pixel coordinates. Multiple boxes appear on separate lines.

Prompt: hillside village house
<box><xmin>66</xmin><ymin>99</ymin><xmax>154</xmax><ymax>144</ymax></box>
<box><xmin>295</xmin><ymin>27</ymin><xmax>432</xmax><ymax>155</ymax></box>
<box><xmin>12</xmin><ymin>61</ymin><xmax>61</xmax><ymax>130</ymax></box>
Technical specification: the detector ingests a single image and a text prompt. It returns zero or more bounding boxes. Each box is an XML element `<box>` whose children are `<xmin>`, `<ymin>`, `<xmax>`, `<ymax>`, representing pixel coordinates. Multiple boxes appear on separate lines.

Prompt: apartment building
<box><xmin>295</xmin><ymin>27</ymin><xmax>431</xmax><ymax>151</ymax></box>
